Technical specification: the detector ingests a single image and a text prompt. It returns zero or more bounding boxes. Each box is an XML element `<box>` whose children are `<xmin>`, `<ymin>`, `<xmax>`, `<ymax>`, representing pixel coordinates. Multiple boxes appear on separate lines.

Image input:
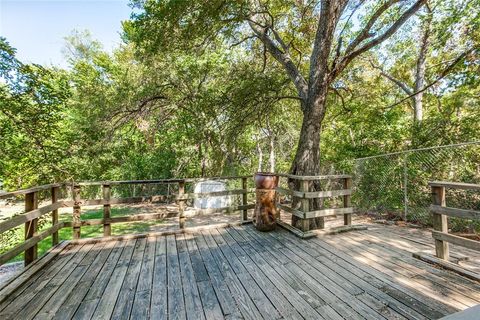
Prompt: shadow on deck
<box><xmin>1</xmin><ymin>223</ymin><xmax>479</xmax><ymax>320</ymax></box>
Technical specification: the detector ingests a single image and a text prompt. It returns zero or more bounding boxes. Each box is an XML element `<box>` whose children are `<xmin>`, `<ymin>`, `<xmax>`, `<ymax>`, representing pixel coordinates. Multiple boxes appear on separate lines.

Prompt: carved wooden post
<box><xmin>299</xmin><ymin>180</ymin><xmax>310</xmax><ymax>231</ymax></box>
<box><xmin>343</xmin><ymin>177</ymin><xmax>352</xmax><ymax>226</ymax></box>
<box><xmin>72</xmin><ymin>185</ymin><xmax>81</xmax><ymax>239</ymax></box>
<box><xmin>51</xmin><ymin>186</ymin><xmax>60</xmax><ymax>245</ymax></box>
<box><xmin>103</xmin><ymin>184</ymin><xmax>111</xmax><ymax>236</ymax></box>
<box><xmin>432</xmin><ymin>185</ymin><xmax>449</xmax><ymax>260</ymax></box>
<box><xmin>24</xmin><ymin>191</ymin><xmax>38</xmax><ymax>266</ymax></box>
<box><xmin>242</xmin><ymin>177</ymin><xmax>248</xmax><ymax>221</ymax></box>
<box><xmin>178</xmin><ymin>180</ymin><xmax>186</xmax><ymax>229</ymax></box>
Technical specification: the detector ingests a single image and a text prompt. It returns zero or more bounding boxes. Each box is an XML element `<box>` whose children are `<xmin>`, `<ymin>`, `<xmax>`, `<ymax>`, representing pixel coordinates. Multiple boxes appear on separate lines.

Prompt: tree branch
<box><xmin>344</xmin><ymin>0</ymin><xmax>401</xmax><ymax>54</ymax></box>
<box><xmin>370</xmin><ymin>61</ymin><xmax>413</xmax><ymax>96</ymax></box>
<box><xmin>247</xmin><ymin>18</ymin><xmax>308</xmax><ymax>103</ymax></box>
<box><xmin>385</xmin><ymin>46</ymin><xmax>476</xmax><ymax>109</ymax></box>
<box><xmin>333</xmin><ymin>0</ymin><xmax>426</xmax><ymax>78</ymax></box>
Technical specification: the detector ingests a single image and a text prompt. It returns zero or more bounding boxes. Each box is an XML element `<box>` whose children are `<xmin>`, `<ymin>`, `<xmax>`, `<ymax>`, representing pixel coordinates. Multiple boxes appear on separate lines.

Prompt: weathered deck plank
<box><xmin>1</xmin><ymin>223</ymin><xmax>479</xmax><ymax>320</ymax></box>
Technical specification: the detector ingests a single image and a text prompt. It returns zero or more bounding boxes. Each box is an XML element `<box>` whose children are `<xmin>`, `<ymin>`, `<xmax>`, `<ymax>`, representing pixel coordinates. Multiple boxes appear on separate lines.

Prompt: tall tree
<box><xmin>127</xmin><ymin>0</ymin><xmax>426</xmax><ymax>229</ymax></box>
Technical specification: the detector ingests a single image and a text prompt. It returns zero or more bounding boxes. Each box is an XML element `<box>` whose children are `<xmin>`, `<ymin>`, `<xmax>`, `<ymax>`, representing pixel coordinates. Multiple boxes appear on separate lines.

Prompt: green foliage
<box><xmin>0</xmin><ymin>2</ymin><xmax>479</xmax><ymax>234</ymax></box>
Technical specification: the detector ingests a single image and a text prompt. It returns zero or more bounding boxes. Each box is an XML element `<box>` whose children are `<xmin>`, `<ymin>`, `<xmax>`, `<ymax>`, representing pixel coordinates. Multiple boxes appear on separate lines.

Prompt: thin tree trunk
<box><xmin>266</xmin><ymin>118</ymin><xmax>275</xmax><ymax>172</ymax></box>
<box><xmin>269</xmin><ymin>134</ymin><xmax>275</xmax><ymax>172</ymax></box>
<box><xmin>413</xmin><ymin>7</ymin><xmax>432</xmax><ymax>124</ymax></box>
<box><xmin>256</xmin><ymin>135</ymin><xmax>263</xmax><ymax>172</ymax></box>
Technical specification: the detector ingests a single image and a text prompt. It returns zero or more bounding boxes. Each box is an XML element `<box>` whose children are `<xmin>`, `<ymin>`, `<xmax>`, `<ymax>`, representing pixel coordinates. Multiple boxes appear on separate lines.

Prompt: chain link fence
<box><xmin>350</xmin><ymin>141</ymin><xmax>480</xmax><ymax>230</ymax></box>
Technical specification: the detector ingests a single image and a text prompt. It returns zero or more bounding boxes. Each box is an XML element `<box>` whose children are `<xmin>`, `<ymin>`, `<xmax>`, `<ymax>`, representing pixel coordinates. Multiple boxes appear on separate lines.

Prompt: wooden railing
<box><xmin>0</xmin><ymin>176</ymin><xmax>253</xmax><ymax>266</ymax></box>
<box><xmin>276</xmin><ymin>174</ymin><xmax>353</xmax><ymax>233</ymax></box>
<box><xmin>429</xmin><ymin>181</ymin><xmax>480</xmax><ymax>260</ymax></box>
<box><xmin>0</xmin><ymin>183</ymin><xmax>66</xmax><ymax>266</ymax></box>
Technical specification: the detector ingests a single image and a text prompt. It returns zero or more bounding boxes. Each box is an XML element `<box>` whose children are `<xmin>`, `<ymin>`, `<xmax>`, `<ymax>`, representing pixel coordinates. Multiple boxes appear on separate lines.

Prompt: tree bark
<box><xmin>289</xmin><ymin>89</ymin><xmax>328</xmax><ymax>230</ymax></box>
<box><xmin>246</xmin><ymin>0</ymin><xmax>426</xmax><ymax>230</ymax></box>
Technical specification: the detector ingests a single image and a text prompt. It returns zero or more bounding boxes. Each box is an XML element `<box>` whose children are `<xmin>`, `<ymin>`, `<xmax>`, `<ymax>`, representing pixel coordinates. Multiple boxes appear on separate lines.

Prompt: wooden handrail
<box><xmin>276</xmin><ymin>187</ymin><xmax>352</xmax><ymax>199</ymax></box>
<box><xmin>0</xmin><ymin>173</ymin><xmax>354</xmax><ymax>266</ymax></box>
<box><xmin>71</xmin><ymin>175</ymin><xmax>252</xmax><ymax>186</ymax></box>
<box><xmin>0</xmin><ymin>183</ymin><xmax>64</xmax><ymax>199</ymax></box>
<box><xmin>0</xmin><ymin>201</ymin><xmax>67</xmax><ymax>233</ymax></box>
<box><xmin>276</xmin><ymin>173</ymin><xmax>351</xmax><ymax>181</ymax></box>
<box><xmin>428</xmin><ymin>181</ymin><xmax>480</xmax><ymax>191</ymax></box>
<box><xmin>0</xmin><ymin>223</ymin><xmax>65</xmax><ymax>265</ymax></box>
<box><xmin>276</xmin><ymin>176</ymin><xmax>354</xmax><ymax>232</ymax></box>
<box><xmin>429</xmin><ymin>181</ymin><xmax>480</xmax><ymax>261</ymax></box>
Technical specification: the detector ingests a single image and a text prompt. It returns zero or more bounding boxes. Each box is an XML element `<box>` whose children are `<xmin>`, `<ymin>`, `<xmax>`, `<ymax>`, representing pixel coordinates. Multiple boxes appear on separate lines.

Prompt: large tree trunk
<box><xmin>290</xmin><ymin>90</ymin><xmax>328</xmax><ymax>230</ymax></box>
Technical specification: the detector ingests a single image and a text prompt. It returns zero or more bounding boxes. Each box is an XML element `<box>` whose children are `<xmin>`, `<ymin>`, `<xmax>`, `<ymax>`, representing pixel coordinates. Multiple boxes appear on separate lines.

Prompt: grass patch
<box><xmin>4</xmin><ymin>207</ymin><xmax>165</xmax><ymax>263</ymax></box>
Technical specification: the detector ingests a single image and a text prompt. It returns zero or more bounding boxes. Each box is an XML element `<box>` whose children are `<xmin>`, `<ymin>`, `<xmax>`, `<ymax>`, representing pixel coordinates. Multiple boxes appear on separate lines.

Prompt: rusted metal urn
<box><xmin>253</xmin><ymin>172</ymin><xmax>279</xmax><ymax>231</ymax></box>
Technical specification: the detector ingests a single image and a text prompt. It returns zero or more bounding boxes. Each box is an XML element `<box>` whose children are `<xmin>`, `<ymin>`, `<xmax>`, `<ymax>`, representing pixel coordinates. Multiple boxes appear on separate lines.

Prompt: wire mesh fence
<box><xmin>349</xmin><ymin>141</ymin><xmax>480</xmax><ymax>230</ymax></box>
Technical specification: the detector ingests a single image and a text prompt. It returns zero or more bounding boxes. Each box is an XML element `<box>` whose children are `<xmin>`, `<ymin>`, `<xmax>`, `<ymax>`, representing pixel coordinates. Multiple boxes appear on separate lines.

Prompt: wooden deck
<box><xmin>1</xmin><ymin>223</ymin><xmax>479</xmax><ymax>320</ymax></box>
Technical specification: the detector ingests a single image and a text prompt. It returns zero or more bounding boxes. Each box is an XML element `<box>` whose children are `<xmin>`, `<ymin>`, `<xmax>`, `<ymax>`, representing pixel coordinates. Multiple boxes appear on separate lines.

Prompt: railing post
<box><xmin>343</xmin><ymin>177</ymin><xmax>352</xmax><ymax>226</ymax></box>
<box><xmin>103</xmin><ymin>184</ymin><xmax>111</xmax><ymax>236</ymax></box>
<box><xmin>432</xmin><ymin>185</ymin><xmax>449</xmax><ymax>260</ymax></box>
<box><xmin>24</xmin><ymin>191</ymin><xmax>38</xmax><ymax>266</ymax></box>
<box><xmin>242</xmin><ymin>177</ymin><xmax>248</xmax><ymax>221</ymax></box>
<box><xmin>178</xmin><ymin>180</ymin><xmax>186</xmax><ymax>229</ymax></box>
<box><xmin>299</xmin><ymin>180</ymin><xmax>310</xmax><ymax>231</ymax></box>
<box><xmin>51</xmin><ymin>186</ymin><xmax>60</xmax><ymax>245</ymax></box>
<box><xmin>72</xmin><ymin>185</ymin><xmax>81</xmax><ymax>239</ymax></box>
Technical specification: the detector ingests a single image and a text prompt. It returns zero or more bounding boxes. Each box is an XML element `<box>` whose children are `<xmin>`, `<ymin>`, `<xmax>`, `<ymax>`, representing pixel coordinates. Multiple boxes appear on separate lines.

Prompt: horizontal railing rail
<box><xmin>0</xmin><ymin>185</ymin><xmax>63</xmax><ymax>266</ymax></box>
<box><xmin>428</xmin><ymin>181</ymin><xmax>480</xmax><ymax>261</ymax></box>
<box><xmin>276</xmin><ymin>173</ymin><xmax>351</xmax><ymax>181</ymax></box>
<box><xmin>275</xmin><ymin>174</ymin><xmax>353</xmax><ymax>232</ymax></box>
<box><xmin>0</xmin><ymin>173</ymin><xmax>354</xmax><ymax>266</ymax></box>
<box><xmin>0</xmin><ymin>183</ymin><xmax>65</xmax><ymax>199</ymax></box>
<box><xmin>0</xmin><ymin>176</ymin><xmax>254</xmax><ymax>267</ymax></box>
